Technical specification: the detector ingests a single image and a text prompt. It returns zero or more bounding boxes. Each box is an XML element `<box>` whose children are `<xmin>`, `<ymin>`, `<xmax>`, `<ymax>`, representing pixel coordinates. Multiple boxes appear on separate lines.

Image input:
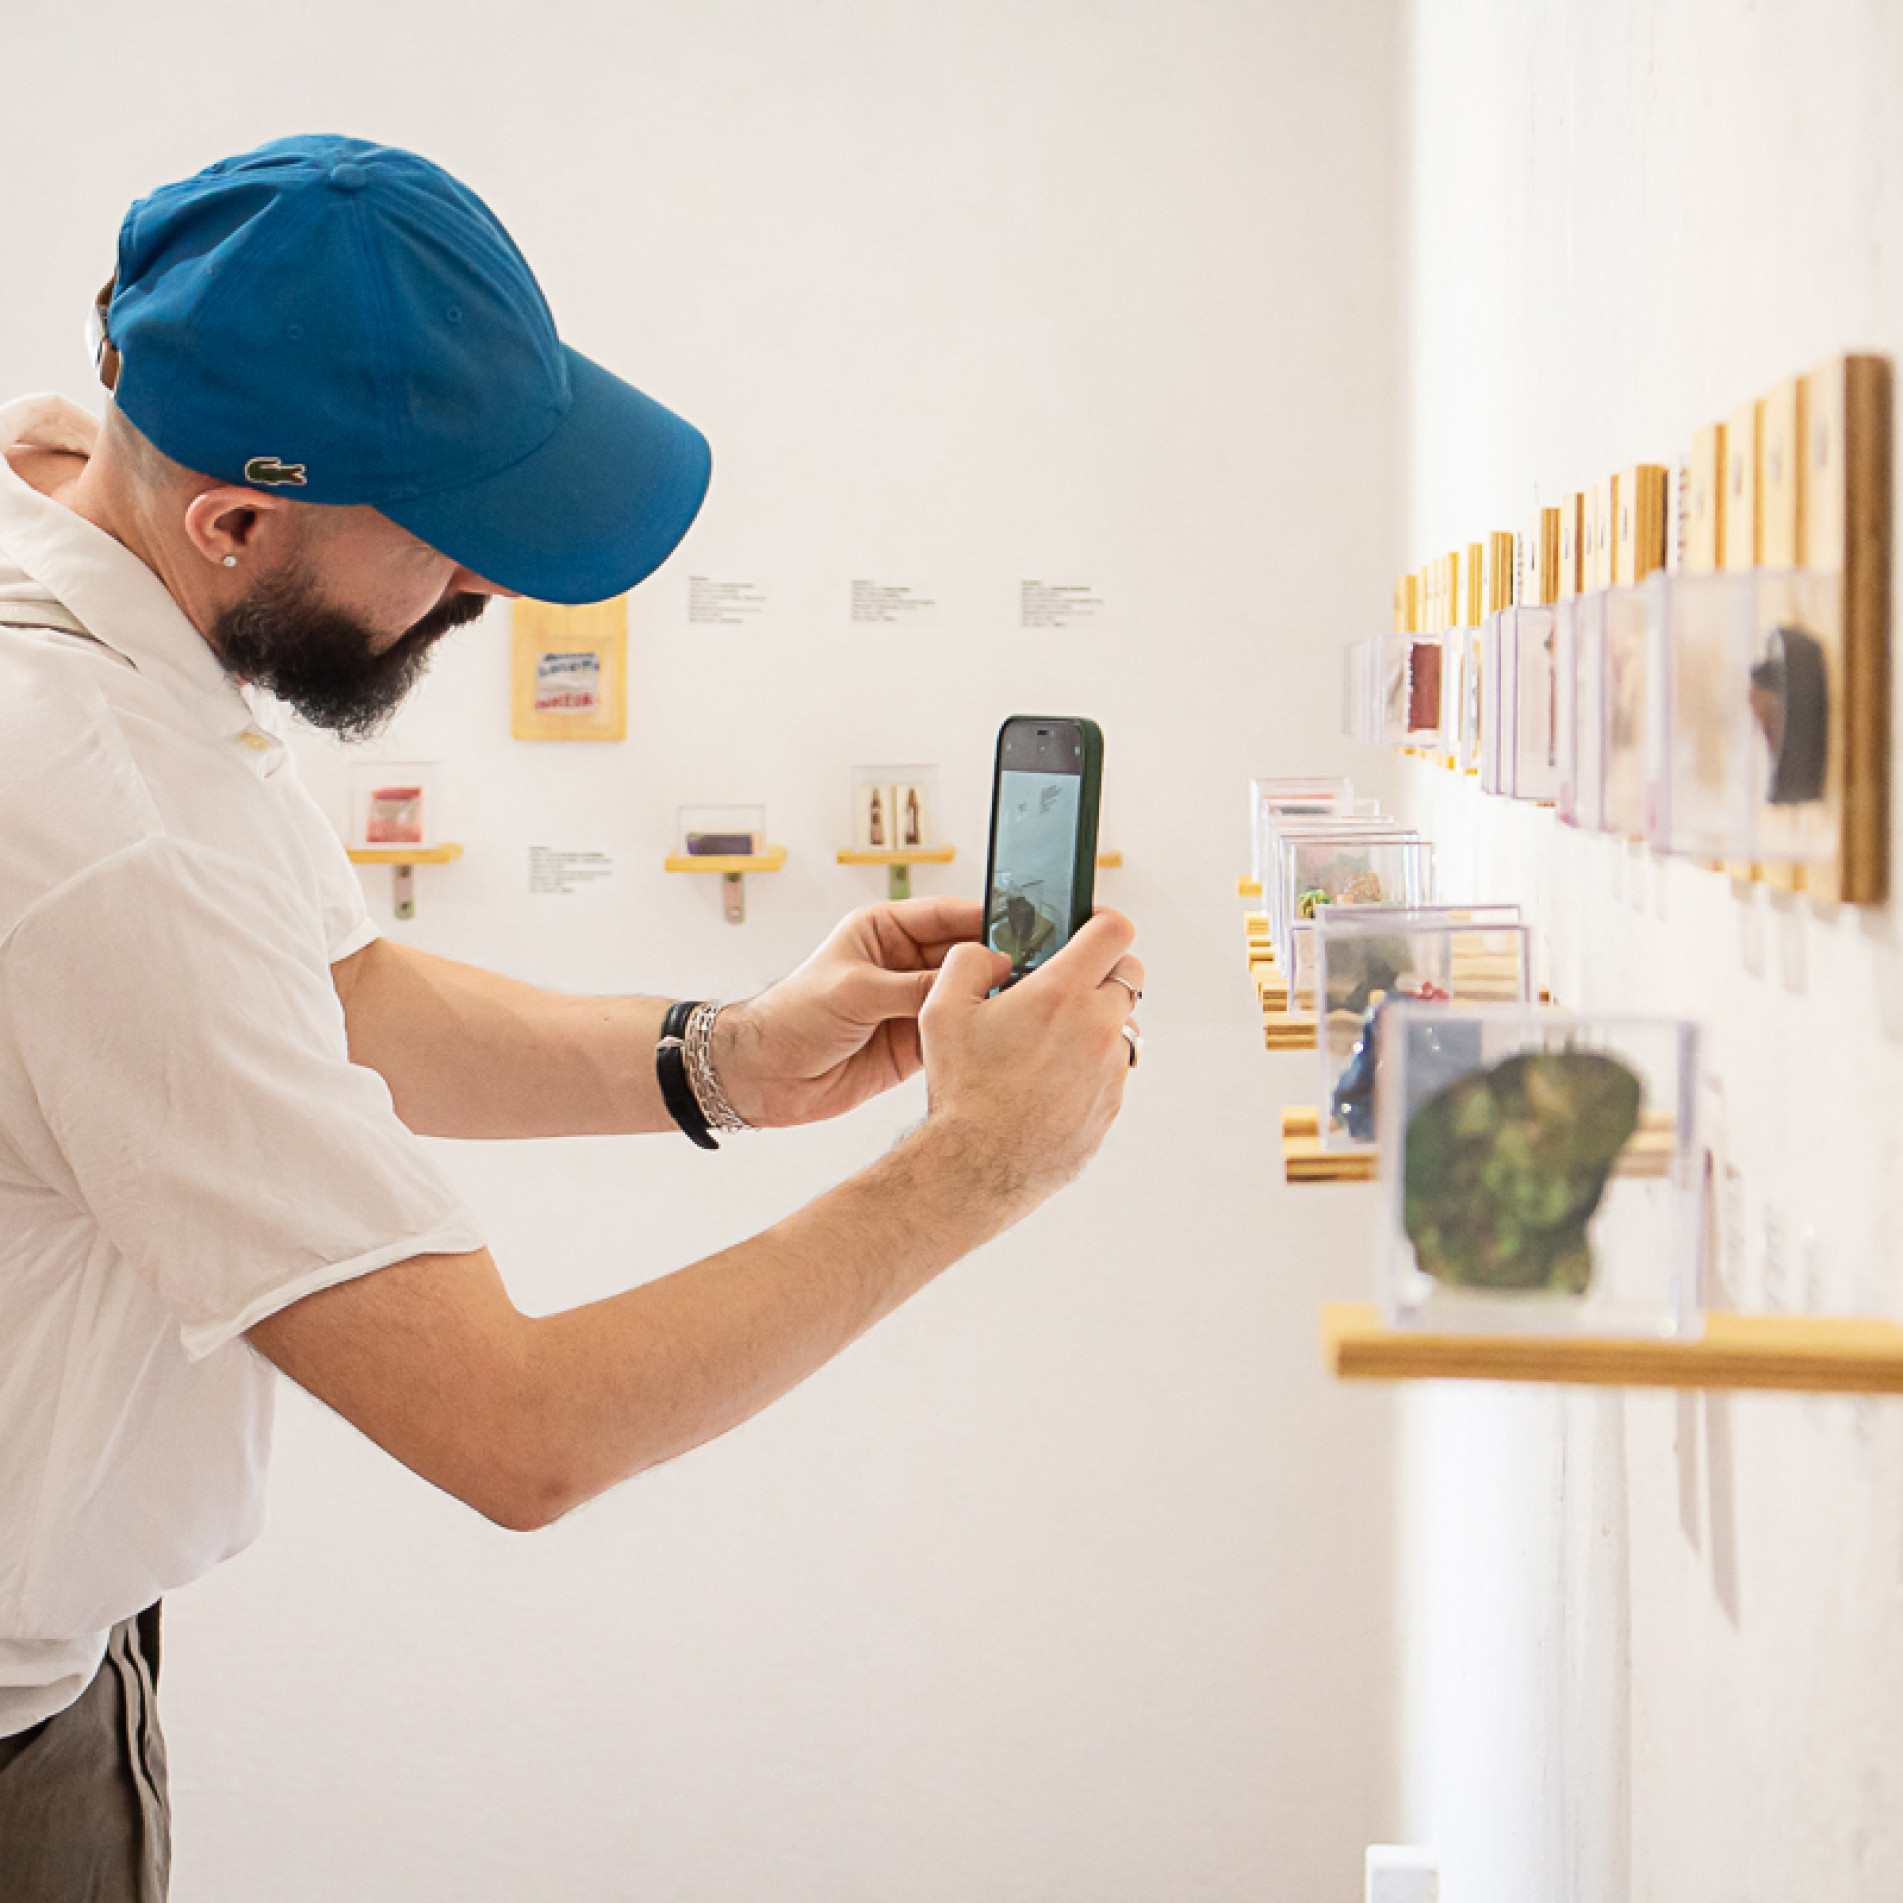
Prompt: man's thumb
<box><xmin>929</xmin><ymin>940</ymin><xmax>1011</xmax><ymax>1011</ymax></box>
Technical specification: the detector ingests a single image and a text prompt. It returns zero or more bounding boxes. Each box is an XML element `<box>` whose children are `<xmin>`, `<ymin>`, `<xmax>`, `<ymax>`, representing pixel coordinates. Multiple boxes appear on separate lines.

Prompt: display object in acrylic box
<box><xmin>1478</xmin><ymin>616</ymin><xmax>1502</xmax><ymax>792</ymax></box>
<box><xmin>851</xmin><ymin>766</ymin><xmax>937</xmax><ymax>851</ymax></box>
<box><xmin>1261</xmin><ymin>819</ymin><xmax>1410</xmax><ymax>955</ymax></box>
<box><xmin>347</xmin><ymin>760</ymin><xmax>442</xmax><ymax>851</ymax></box>
<box><xmin>1374</xmin><ymin>1004</ymin><xmax>1702</xmax><ymax>1338</ymax></box>
<box><xmin>1273</xmin><ymin>834</ymin><xmax>1434</xmax><ymax>973</ymax></box>
<box><xmin>678</xmin><ymin>804</ymin><xmax>766</xmax><ymax>857</ymax></box>
<box><xmin>1317</xmin><ymin>913</ymin><xmax>1531</xmax><ymax>1149</ymax></box>
<box><xmin>1287</xmin><ymin>896</ymin><xmax>1518</xmax><ymax>1023</ymax></box>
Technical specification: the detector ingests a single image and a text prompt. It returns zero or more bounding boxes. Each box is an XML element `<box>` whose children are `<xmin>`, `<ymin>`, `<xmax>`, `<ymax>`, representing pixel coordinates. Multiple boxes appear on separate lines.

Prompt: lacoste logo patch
<box><xmin>244</xmin><ymin>456</ymin><xmax>307</xmax><ymax>487</ymax></box>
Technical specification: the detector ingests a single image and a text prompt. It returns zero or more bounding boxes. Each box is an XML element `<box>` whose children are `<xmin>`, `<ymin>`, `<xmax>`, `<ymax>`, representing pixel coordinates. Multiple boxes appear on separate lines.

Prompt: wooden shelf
<box><xmin>1322</xmin><ymin>1300</ymin><xmax>1903</xmax><ymax>1396</ymax></box>
<box><xmin>664</xmin><ymin>847</ymin><xmax>788</xmax><ymax>875</ymax></box>
<box><xmin>1237</xmin><ymin>875</ymin><xmax>1263</xmax><ymax>899</ymax></box>
<box><xmin>1097</xmin><ymin>850</ymin><xmax>1124</xmax><ymax>869</ymax></box>
<box><xmin>1283</xmin><ymin>1106</ymin><xmax>1374</xmax><ymax>1182</ymax></box>
<box><xmin>347</xmin><ymin>843</ymin><xmax>465</xmax><ymax>866</ymax></box>
<box><xmin>835</xmin><ymin>847</ymin><xmax>956</xmax><ymax>867</ymax></box>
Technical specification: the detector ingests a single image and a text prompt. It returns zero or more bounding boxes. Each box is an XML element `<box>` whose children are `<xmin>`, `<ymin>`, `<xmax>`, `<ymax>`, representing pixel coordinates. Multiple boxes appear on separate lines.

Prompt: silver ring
<box><xmin>1106</xmin><ymin>974</ymin><xmax>1142</xmax><ymax>1008</ymax></box>
<box><xmin>1121</xmin><ymin>1023</ymin><xmax>1142</xmax><ymax>1068</ymax></box>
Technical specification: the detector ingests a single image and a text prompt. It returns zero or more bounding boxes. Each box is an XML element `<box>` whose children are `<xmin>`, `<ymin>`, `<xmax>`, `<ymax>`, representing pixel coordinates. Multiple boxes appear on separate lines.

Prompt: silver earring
<box><xmin>222</xmin><ymin>555</ymin><xmax>237</xmax><ymax>568</ymax></box>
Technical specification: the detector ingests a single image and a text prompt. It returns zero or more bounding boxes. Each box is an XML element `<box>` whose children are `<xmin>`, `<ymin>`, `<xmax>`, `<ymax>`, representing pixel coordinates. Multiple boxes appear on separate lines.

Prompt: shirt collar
<box><xmin>0</xmin><ymin>395</ymin><xmax>283</xmax><ymax>765</ymax></box>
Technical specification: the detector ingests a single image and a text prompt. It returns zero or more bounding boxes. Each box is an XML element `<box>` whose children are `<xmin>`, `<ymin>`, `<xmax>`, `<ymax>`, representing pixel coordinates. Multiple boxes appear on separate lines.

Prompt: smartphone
<box><xmin>982</xmin><ymin>715</ymin><xmax>1104</xmax><ymax>986</ymax></box>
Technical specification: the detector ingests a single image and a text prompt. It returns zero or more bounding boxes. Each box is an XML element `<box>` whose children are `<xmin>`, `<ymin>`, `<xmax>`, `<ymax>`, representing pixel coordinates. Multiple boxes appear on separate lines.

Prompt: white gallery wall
<box><xmin>2</xmin><ymin>4</ymin><xmax>1406</xmax><ymax>1898</ymax></box>
<box><xmin>1398</xmin><ymin>3</ymin><xmax>1903</xmax><ymax>1899</ymax></box>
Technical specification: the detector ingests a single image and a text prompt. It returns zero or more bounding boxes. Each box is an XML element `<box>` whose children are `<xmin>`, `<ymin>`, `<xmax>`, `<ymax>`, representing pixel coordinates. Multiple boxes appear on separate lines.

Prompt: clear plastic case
<box><xmin>677</xmin><ymin>804</ymin><xmax>766</xmax><ymax>857</ymax></box>
<box><xmin>1273</xmin><ymin>833</ymin><xmax>1434</xmax><ymax>972</ymax></box>
<box><xmin>1374</xmin><ymin>1004</ymin><xmax>1702</xmax><ymax>1338</ymax></box>
<box><xmin>1509</xmin><ymin>605</ymin><xmax>1563</xmax><ymax>803</ymax></box>
<box><xmin>1601</xmin><ymin>581</ymin><xmax>1655</xmax><ymax>838</ymax></box>
<box><xmin>1250</xmin><ymin>777</ymin><xmax>1357</xmax><ymax>890</ymax></box>
<box><xmin>347</xmin><ymin>759</ymin><xmax>443</xmax><ymax>851</ymax></box>
<box><xmin>1317</xmin><ymin>914</ymin><xmax>1533</xmax><ymax>1150</ymax></box>
<box><xmin>1478</xmin><ymin>614</ymin><xmax>1505</xmax><ymax>792</ymax></box>
<box><xmin>1560</xmin><ymin>592</ymin><xmax>1606</xmax><ymax>830</ymax></box>
<box><xmin>1455</xmin><ymin>623</ymin><xmax>1484</xmax><ymax>771</ymax></box>
<box><xmin>1258</xmin><ymin>813</ymin><xmax>1402</xmax><ymax>948</ymax></box>
<box><xmin>850</xmin><ymin>766</ymin><xmax>938</xmax><ymax>852</ymax></box>
<box><xmin>1645</xmin><ymin>569</ymin><xmax>1753</xmax><ymax>858</ymax></box>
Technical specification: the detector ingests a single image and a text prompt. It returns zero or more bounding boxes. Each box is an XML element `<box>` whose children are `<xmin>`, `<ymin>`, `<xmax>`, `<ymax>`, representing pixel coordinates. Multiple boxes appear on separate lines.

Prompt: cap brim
<box><xmin>382</xmin><ymin>346</ymin><xmax>711</xmax><ymax>605</ymax></box>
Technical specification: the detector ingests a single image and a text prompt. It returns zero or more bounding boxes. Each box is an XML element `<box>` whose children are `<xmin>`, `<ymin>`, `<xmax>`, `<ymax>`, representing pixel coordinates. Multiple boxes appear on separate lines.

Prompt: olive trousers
<box><xmin>0</xmin><ymin>1605</ymin><xmax>169</xmax><ymax>1901</ymax></box>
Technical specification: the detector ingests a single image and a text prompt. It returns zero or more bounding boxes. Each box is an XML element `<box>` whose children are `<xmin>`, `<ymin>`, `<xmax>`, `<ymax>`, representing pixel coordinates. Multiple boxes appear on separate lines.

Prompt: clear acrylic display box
<box><xmin>1645</xmin><ymin>569</ymin><xmax>1754</xmax><ymax>859</ymax></box>
<box><xmin>1258</xmin><ymin>813</ymin><xmax>1400</xmax><ymax>948</ymax></box>
<box><xmin>1374</xmin><ymin>1004</ymin><xmax>1702</xmax><ymax>1338</ymax></box>
<box><xmin>1511</xmin><ymin>604</ymin><xmax>1564</xmax><ymax>803</ymax></box>
<box><xmin>347</xmin><ymin>759</ymin><xmax>443</xmax><ymax>851</ymax></box>
<box><xmin>1376</xmin><ymin>634</ymin><xmax>1415</xmax><ymax>745</ymax></box>
<box><xmin>1601</xmin><ymin>581</ymin><xmax>1655</xmax><ymax>838</ymax></box>
<box><xmin>1273</xmin><ymin>833</ymin><xmax>1434</xmax><ymax>972</ymax></box>
<box><xmin>1317</xmin><ymin>914</ymin><xmax>1532</xmax><ymax>1149</ymax></box>
<box><xmin>1261</xmin><ymin>817</ymin><xmax>1409</xmax><ymax>959</ymax></box>
<box><xmin>1559</xmin><ymin>592</ymin><xmax>1606</xmax><ymax>830</ymax></box>
<box><xmin>1479</xmin><ymin>614</ymin><xmax>1506</xmax><ymax>792</ymax></box>
<box><xmin>677</xmin><ymin>804</ymin><xmax>766</xmax><ymax>858</ymax></box>
<box><xmin>849</xmin><ymin>766</ymin><xmax>938</xmax><ymax>852</ymax></box>
<box><xmin>1250</xmin><ymin>778</ymin><xmax>1356</xmax><ymax>889</ymax></box>
<box><xmin>1455</xmin><ymin>623</ymin><xmax>1484</xmax><ymax>771</ymax></box>
<box><xmin>1287</xmin><ymin>896</ymin><xmax>1518</xmax><ymax>1019</ymax></box>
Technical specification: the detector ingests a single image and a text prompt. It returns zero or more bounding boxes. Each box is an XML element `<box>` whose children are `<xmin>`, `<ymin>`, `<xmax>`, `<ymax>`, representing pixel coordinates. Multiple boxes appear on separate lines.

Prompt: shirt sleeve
<box><xmin>2</xmin><ymin>834</ymin><xmax>487</xmax><ymax>1359</ymax></box>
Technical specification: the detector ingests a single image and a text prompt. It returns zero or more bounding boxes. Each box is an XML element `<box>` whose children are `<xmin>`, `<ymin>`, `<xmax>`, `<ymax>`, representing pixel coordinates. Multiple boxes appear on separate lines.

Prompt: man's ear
<box><xmin>182</xmin><ymin>486</ymin><xmax>299</xmax><ymax>571</ymax></box>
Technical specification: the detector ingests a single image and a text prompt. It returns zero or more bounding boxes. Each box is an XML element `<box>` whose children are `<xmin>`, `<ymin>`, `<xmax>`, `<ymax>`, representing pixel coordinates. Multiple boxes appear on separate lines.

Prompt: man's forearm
<box><xmin>334</xmin><ymin>938</ymin><xmax>677</xmax><ymax>1137</ymax></box>
<box><xmin>509</xmin><ymin>1120</ymin><xmax>1011</xmax><ymax>1522</ymax></box>
<box><xmin>250</xmin><ymin>1120</ymin><xmax>1013</xmax><ymax>1529</ymax></box>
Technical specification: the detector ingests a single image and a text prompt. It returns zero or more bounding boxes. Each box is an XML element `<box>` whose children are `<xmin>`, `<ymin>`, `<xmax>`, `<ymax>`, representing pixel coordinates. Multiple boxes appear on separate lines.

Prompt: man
<box><xmin>0</xmin><ymin>136</ymin><xmax>1143</xmax><ymax>1899</ymax></box>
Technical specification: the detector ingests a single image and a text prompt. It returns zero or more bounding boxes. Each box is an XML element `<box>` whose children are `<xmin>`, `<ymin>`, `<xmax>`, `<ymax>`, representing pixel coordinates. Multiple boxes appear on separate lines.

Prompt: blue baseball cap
<box><xmin>103</xmin><ymin>134</ymin><xmax>710</xmax><ymax>605</ymax></box>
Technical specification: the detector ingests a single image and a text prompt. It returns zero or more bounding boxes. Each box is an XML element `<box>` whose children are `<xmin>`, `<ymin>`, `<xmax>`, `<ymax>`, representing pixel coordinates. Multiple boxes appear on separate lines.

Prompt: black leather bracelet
<box><xmin>657</xmin><ymin>999</ymin><xmax>719</xmax><ymax>1150</ymax></box>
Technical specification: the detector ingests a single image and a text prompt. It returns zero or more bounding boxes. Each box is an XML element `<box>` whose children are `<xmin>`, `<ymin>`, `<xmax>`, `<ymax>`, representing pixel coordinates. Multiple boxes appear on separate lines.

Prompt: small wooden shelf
<box><xmin>835</xmin><ymin>847</ymin><xmax>956</xmax><ymax>867</ymax></box>
<box><xmin>1283</xmin><ymin>1106</ymin><xmax>1374</xmax><ymax>1182</ymax></box>
<box><xmin>346</xmin><ymin>843</ymin><xmax>465</xmax><ymax>866</ymax></box>
<box><xmin>346</xmin><ymin>842</ymin><xmax>464</xmax><ymax>921</ymax></box>
<box><xmin>1097</xmin><ymin>850</ymin><xmax>1124</xmax><ymax>870</ymax></box>
<box><xmin>1237</xmin><ymin>875</ymin><xmax>1263</xmax><ymax>899</ymax></box>
<box><xmin>838</xmin><ymin>844</ymin><xmax>954</xmax><ymax>901</ymax></box>
<box><xmin>664</xmin><ymin>847</ymin><xmax>788</xmax><ymax>875</ymax></box>
<box><xmin>1322</xmin><ymin>1301</ymin><xmax>1903</xmax><ymax>1396</ymax></box>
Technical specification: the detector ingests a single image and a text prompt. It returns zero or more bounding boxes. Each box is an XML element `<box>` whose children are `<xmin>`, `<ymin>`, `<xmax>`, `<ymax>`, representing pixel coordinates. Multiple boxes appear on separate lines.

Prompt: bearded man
<box><xmin>0</xmin><ymin>135</ymin><xmax>1143</xmax><ymax>1899</ymax></box>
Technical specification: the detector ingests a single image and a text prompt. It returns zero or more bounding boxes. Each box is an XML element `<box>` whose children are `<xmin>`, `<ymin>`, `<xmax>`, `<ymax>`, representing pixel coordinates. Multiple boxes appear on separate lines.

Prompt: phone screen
<box><xmin>985</xmin><ymin>719</ymin><xmax>1092</xmax><ymax>982</ymax></box>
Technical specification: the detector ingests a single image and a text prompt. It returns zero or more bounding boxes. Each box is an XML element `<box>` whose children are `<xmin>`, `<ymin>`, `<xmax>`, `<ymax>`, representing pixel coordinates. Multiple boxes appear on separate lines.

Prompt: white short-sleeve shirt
<box><xmin>0</xmin><ymin>396</ymin><xmax>488</xmax><ymax>1733</ymax></box>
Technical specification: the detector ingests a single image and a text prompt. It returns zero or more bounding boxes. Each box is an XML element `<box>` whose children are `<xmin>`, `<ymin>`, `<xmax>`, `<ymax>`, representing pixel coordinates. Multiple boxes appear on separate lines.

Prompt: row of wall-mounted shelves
<box><xmin>1238</xmin><ymin>887</ymin><xmax>1903</xmax><ymax>1397</ymax></box>
<box><xmin>349</xmin><ymin>844</ymin><xmax>1124</xmax><ymax>923</ymax></box>
<box><xmin>1341</xmin><ymin>351</ymin><xmax>1891</xmax><ymax>908</ymax></box>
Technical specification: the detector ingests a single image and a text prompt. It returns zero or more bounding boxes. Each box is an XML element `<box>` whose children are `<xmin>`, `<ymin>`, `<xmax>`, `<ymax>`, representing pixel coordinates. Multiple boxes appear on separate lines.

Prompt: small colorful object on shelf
<box><xmin>1403</xmin><ymin>1050</ymin><xmax>1643</xmax><ymax>1294</ymax></box>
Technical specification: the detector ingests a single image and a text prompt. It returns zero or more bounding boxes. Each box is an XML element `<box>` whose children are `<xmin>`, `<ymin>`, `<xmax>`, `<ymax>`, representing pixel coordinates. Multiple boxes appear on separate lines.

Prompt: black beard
<box><xmin>210</xmin><ymin>566</ymin><xmax>489</xmax><ymax>738</ymax></box>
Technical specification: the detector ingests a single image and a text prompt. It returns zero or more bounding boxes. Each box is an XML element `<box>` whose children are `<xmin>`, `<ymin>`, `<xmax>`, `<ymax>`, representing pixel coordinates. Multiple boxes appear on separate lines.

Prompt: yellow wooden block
<box><xmin>836</xmin><ymin>847</ymin><xmax>956</xmax><ymax>866</ymax></box>
<box><xmin>664</xmin><ymin>847</ymin><xmax>788</xmax><ymax>874</ymax></box>
<box><xmin>346</xmin><ymin>843</ymin><xmax>465</xmax><ymax>866</ymax></box>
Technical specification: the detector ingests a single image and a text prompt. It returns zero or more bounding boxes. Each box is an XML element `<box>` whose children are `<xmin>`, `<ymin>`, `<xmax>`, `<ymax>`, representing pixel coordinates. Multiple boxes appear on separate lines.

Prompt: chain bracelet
<box><xmin>683</xmin><ymin>1002</ymin><xmax>755</xmax><ymax>1134</ymax></box>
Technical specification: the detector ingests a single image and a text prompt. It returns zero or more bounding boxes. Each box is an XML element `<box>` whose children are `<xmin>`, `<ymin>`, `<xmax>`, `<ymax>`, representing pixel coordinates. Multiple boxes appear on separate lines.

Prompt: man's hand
<box><xmin>912</xmin><ymin>908</ymin><xmax>1143</xmax><ymax>1219</ymax></box>
<box><xmin>714</xmin><ymin>897</ymin><xmax>985</xmax><ymax>1127</ymax></box>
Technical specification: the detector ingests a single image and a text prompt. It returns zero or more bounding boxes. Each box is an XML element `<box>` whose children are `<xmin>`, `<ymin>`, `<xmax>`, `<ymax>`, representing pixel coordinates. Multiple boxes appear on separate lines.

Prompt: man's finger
<box><xmin>871</xmin><ymin>896</ymin><xmax>985</xmax><ymax>960</ymax></box>
<box><xmin>841</xmin><ymin>964</ymin><xmax>942</xmax><ymax>1023</ymax></box>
